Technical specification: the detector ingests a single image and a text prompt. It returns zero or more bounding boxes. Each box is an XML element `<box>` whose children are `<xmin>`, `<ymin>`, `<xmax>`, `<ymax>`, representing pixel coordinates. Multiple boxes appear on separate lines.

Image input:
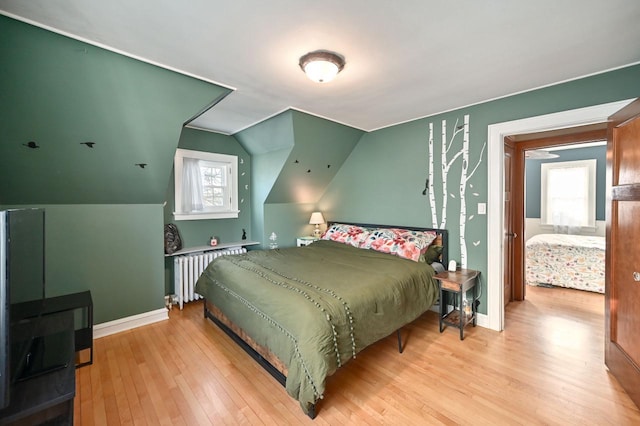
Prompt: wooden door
<box><xmin>503</xmin><ymin>139</ymin><xmax>515</xmax><ymax>307</ymax></box>
<box><xmin>606</xmin><ymin>98</ymin><xmax>640</xmax><ymax>409</ymax></box>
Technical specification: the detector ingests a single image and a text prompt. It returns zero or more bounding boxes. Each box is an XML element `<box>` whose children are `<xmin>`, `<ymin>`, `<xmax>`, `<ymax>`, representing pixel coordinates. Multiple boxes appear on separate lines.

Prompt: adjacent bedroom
<box><xmin>524</xmin><ymin>140</ymin><xmax>607</xmax><ymax>296</ymax></box>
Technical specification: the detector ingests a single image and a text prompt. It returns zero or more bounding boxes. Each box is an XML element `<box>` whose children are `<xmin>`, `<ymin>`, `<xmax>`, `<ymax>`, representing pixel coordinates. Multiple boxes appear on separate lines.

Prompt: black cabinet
<box><xmin>42</xmin><ymin>291</ymin><xmax>93</xmax><ymax>367</ymax></box>
<box><xmin>0</xmin><ymin>310</ymin><xmax>75</xmax><ymax>425</ymax></box>
<box><xmin>12</xmin><ymin>291</ymin><xmax>93</xmax><ymax>368</ymax></box>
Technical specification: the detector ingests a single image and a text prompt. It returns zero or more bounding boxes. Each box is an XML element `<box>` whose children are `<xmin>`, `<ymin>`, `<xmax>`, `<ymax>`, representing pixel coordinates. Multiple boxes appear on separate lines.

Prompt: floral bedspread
<box><xmin>525</xmin><ymin>233</ymin><xmax>605</xmax><ymax>293</ymax></box>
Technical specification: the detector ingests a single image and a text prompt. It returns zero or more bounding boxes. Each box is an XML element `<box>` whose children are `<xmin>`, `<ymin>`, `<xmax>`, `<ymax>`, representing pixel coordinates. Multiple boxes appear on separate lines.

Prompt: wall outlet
<box><xmin>478</xmin><ymin>203</ymin><xmax>487</xmax><ymax>215</ymax></box>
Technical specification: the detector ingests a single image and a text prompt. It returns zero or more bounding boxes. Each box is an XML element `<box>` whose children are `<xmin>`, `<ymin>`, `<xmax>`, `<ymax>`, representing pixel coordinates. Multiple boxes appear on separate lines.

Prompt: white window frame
<box><xmin>540</xmin><ymin>159</ymin><xmax>596</xmax><ymax>229</ymax></box>
<box><xmin>173</xmin><ymin>148</ymin><xmax>239</xmax><ymax>221</ymax></box>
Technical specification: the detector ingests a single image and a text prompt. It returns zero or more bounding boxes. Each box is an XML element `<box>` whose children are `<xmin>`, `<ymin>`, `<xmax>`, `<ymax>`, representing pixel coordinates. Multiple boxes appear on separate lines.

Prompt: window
<box><xmin>540</xmin><ymin>159</ymin><xmax>596</xmax><ymax>229</ymax></box>
<box><xmin>174</xmin><ymin>149</ymin><xmax>238</xmax><ymax>220</ymax></box>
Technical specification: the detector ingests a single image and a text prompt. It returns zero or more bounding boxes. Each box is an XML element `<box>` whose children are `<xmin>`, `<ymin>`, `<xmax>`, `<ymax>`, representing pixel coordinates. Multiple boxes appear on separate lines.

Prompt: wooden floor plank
<box><xmin>75</xmin><ymin>285</ymin><xmax>640</xmax><ymax>425</ymax></box>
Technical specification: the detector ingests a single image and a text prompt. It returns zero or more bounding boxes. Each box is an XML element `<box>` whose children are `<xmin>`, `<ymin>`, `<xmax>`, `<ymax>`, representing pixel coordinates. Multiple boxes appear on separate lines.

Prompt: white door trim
<box><xmin>485</xmin><ymin>99</ymin><xmax>633</xmax><ymax>331</ymax></box>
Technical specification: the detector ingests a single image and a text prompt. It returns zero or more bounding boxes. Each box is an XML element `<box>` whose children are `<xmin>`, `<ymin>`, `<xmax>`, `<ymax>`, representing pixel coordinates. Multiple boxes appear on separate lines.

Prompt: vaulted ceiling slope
<box><xmin>235</xmin><ymin>110</ymin><xmax>363</xmax><ymax>205</ymax></box>
<box><xmin>0</xmin><ymin>16</ymin><xmax>230</xmax><ymax>204</ymax></box>
<box><xmin>1</xmin><ymin>1</ymin><xmax>639</xmax><ymax>136</ymax></box>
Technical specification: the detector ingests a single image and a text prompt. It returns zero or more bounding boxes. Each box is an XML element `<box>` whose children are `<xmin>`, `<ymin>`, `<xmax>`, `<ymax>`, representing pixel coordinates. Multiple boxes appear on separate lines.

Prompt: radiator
<box><xmin>174</xmin><ymin>247</ymin><xmax>246</xmax><ymax>309</ymax></box>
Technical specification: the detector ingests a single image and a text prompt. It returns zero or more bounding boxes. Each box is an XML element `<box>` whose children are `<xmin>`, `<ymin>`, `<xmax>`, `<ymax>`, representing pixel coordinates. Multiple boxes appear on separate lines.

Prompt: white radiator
<box><xmin>174</xmin><ymin>247</ymin><xmax>246</xmax><ymax>309</ymax></box>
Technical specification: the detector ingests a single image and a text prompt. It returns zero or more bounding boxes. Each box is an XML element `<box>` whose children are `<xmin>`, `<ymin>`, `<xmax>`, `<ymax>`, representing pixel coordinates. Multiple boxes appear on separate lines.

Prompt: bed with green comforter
<box><xmin>195</xmin><ymin>239</ymin><xmax>440</xmax><ymax>416</ymax></box>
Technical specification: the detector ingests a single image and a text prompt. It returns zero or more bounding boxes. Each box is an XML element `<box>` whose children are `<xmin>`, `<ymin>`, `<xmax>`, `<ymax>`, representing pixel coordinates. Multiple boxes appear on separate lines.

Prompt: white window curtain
<box><xmin>181</xmin><ymin>158</ymin><xmax>203</xmax><ymax>213</ymax></box>
<box><xmin>541</xmin><ymin>159</ymin><xmax>596</xmax><ymax>233</ymax></box>
<box><xmin>548</xmin><ymin>166</ymin><xmax>587</xmax><ymax>228</ymax></box>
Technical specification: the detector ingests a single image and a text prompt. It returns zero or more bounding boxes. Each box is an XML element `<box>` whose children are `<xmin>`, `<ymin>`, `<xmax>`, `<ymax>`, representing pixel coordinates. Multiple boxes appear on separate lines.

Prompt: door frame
<box><xmin>506</xmin><ymin>127</ymin><xmax>608</xmax><ymax>303</ymax></box>
<box><xmin>485</xmin><ymin>99</ymin><xmax>633</xmax><ymax>331</ymax></box>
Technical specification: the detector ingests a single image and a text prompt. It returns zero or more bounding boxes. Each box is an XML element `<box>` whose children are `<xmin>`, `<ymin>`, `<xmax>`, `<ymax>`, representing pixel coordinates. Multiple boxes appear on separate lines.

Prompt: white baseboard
<box><xmin>475</xmin><ymin>312</ymin><xmax>490</xmax><ymax>329</ymax></box>
<box><xmin>94</xmin><ymin>308</ymin><xmax>169</xmax><ymax>339</ymax></box>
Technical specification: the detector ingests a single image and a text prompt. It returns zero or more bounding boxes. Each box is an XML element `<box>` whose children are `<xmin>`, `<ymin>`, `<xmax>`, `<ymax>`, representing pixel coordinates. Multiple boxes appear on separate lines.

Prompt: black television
<box><xmin>0</xmin><ymin>208</ymin><xmax>46</xmax><ymax>410</ymax></box>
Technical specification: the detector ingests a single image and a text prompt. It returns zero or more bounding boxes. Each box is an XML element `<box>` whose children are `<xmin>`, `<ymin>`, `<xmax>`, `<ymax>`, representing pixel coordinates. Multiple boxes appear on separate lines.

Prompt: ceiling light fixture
<box><xmin>299</xmin><ymin>50</ymin><xmax>345</xmax><ymax>83</ymax></box>
<box><xmin>525</xmin><ymin>150</ymin><xmax>560</xmax><ymax>159</ymax></box>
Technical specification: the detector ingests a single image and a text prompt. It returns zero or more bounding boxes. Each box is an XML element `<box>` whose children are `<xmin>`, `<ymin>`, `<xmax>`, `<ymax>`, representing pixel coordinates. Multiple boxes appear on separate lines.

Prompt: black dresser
<box><xmin>0</xmin><ymin>310</ymin><xmax>75</xmax><ymax>425</ymax></box>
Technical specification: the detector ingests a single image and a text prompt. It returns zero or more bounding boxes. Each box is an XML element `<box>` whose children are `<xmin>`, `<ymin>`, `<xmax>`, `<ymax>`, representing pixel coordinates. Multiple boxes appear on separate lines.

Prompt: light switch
<box><xmin>478</xmin><ymin>203</ymin><xmax>487</xmax><ymax>215</ymax></box>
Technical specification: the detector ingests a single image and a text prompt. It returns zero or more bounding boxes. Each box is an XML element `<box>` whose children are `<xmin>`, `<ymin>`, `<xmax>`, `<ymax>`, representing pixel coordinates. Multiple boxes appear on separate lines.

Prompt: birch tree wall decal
<box><xmin>439</xmin><ymin>118</ymin><xmax>464</xmax><ymax>229</ymax></box>
<box><xmin>427</xmin><ymin>114</ymin><xmax>486</xmax><ymax>268</ymax></box>
<box><xmin>427</xmin><ymin>122</ymin><xmax>438</xmax><ymax>227</ymax></box>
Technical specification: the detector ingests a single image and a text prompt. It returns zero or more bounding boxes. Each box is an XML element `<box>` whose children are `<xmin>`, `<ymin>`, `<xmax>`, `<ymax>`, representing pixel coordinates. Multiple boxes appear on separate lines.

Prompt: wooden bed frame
<box><xmin>202</xmin><ymin>222</ymin><xmax>448</xmax><ymax>419</ymax></box>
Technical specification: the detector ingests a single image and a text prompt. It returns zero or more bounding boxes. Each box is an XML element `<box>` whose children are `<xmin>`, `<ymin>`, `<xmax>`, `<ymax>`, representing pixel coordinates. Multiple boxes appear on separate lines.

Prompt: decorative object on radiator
<box><xmin>164</xmin><ymin>223</ymin><xmax>183</xmax><ymax>254</ymax></box>
<box><xmin>269</xmin><ymin>232</ymin><xmax>278</xmax><ymax>249</ymax></box>
<box><xmin>210</xmin><ymin>236</ymin><xmax>218</xmax><ymax>246</ymax></box>
<box><xmin>309</xmin><ymin>211</ymin><xmax>325</xmax><ymax>238</ymax></box>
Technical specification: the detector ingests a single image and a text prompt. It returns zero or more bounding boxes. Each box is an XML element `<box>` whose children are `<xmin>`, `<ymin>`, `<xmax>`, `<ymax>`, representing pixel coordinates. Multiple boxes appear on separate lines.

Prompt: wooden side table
<box><xmin>434</xmin><ymin>269</ymin><xmax>479</xmax><ymax>340</ymax></box>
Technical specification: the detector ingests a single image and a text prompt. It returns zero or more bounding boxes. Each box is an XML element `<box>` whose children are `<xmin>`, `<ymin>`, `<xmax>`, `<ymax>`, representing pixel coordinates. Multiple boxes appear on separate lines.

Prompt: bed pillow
<box><xmin>420</xmin><ymin>244</ymin><xmax>443</xmax><ymax>264</ymax></box>
<box><xmin>321</xmin><ymin>224</ymin><xmax>370</xmax><ymax>247</ymax></box>
<box><xmin>360</xmin><ymin>228</ymin><xmax>438</xmax><ymax>262</ymax></box>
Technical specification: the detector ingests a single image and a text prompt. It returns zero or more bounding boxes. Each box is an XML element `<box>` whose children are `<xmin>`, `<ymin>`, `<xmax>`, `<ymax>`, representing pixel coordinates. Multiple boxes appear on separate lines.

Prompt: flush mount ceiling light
<box><xmin>299</xmin><ymin>50</ymin><xmax>345</xmax><ymax>83</ymax></box>
<box><xmin>525</xmin><ymin>150</ymin><xmax>560</xmax><ymax>159</ymax></box>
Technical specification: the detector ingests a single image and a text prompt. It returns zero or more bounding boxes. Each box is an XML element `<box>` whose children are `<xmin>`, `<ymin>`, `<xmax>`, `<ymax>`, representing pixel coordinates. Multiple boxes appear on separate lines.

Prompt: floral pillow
<box><xmin>361</xmin><ymin>228</ymin><xmax>438</xmax><ymax>262</ymax></box>
<box><xmin>321</xmin><ymin>224</ymin><xmax>370</xmax><ymax>247</ymax></box>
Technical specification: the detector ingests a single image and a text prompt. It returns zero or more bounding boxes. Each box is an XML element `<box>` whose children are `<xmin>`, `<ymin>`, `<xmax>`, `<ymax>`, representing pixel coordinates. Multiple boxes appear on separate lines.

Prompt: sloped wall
<box><xmin>0</xmin><ymin>15</ymin><xmax>230</xmax><ymax>205</ymax></box>
<box><xmin>236</xmin><ymin>110</ymin><xmax>363</xmax><ymax>247</ymax></box>
<box><xmin>237</xmin><ymin>111</ymin><xmax>295</xmax><ymax>248</ymax></box>
<box><xmin>0</xmin><ymin>16</ymin><xmax>232</xmax><ymax>323</ymax></box>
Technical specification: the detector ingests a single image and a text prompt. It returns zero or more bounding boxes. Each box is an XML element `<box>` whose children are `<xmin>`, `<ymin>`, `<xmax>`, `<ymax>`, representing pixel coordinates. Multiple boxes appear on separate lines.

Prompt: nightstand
<box><xmin>434</xmin><ymin>269</ymin><xmax>479</xmax><ymax>340</ymax></box>
<box><xmin>296</xmin><ymin>236</ymin><xmax>319</xmax><ymax>247</ymax></box>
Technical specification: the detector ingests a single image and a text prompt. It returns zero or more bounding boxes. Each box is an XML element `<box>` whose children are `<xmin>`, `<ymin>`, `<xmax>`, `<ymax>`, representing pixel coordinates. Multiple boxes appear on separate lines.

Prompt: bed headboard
<box><xmin>327</xmin><ymin>221</ymin><xmax>448</xmax><ymax>266</ymax></box>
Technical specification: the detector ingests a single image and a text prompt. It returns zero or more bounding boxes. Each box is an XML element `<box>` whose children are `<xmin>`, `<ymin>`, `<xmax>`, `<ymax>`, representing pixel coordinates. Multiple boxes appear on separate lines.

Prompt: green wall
<box><xmin>5</xmin><ymin>13</ymin><xmax>639</xmax><ymax>325</ymax></box>
<box><xmin>164</xmin><ymin>127</ymin><xmax>252</xmax><ymax>246</ymax></box>
<box><xmin>163</xmin><ymin>127</ymin><xmax>252</xmax><ymax>294</ymax></box>
<box><xmin>236</xmin><ymin>110</ymin><xmax>363</xmax><ymax>247</ymax></box>
<box><xmin>0</xmin><ymin>205</ymin><xmax>164</xmax><ymax>324</ymax></box>
<box><xmin>238</xmin><ymin>111</ymin><xmax>295</xmax><ymax>249</ymax></box>
<box><xmin>251</xmin><ymin>149</ymin><xmax>293</xmax><ymax>249</ymax></box>
<box><xmin>0</xmin><ymin>15</ymin><xmax>230</xmax><ymax>205</ymax></box>
<box><xmin>320</xmin><ymin>64</ymin><xmax>640</xmax><ymax>314</ymax></box>
<box><xmin>1</xmin><ymin>17</ymin><xmax>231</xmax><ymax>324</ymax></box>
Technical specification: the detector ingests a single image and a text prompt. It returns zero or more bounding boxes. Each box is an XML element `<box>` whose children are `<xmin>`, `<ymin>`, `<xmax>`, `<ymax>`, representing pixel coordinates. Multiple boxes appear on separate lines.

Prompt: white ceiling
<box><xmin>2</xmin><ymin>0</ymin><xmax>639</xmax><ymax>135</ymax></box>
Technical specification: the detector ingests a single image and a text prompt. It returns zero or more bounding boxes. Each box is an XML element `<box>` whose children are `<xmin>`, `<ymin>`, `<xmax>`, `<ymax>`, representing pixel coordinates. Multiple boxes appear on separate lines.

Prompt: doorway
<box><xmin>504</xmin><ymin>124</ymin><xmax>608</xmax><ymax>305</ymax></box>
<box><xmin>485</xmin><ymin>99</ymin><xmax>634</xmax><ymax>332</ymax></box>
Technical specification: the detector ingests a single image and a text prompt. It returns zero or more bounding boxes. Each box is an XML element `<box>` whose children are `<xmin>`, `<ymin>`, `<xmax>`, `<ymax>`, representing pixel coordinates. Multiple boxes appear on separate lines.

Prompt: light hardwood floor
<box><xmin>75</xmin><ymin>286</ymin><xmax>640</xmax><ymax>425</ymax></box>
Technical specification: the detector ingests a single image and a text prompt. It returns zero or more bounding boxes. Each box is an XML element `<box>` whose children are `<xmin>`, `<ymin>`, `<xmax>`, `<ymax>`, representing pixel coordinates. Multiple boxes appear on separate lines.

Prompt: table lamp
<box><xmin>309</xmin><ymin>212</ymin><xmax>325</xmax><ymax>238</ymax></box>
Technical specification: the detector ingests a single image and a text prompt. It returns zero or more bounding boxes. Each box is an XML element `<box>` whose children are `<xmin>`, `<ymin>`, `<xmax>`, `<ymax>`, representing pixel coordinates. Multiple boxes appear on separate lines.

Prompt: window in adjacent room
<box><xmin>173</xmin><ymin>148</ymin><xmax>239</xmax><ymax>220</ymax></box>
<box><xmin>540</xmin><ymin>159</ymin><xmax>596</xmax><ymax>229</ymax></box>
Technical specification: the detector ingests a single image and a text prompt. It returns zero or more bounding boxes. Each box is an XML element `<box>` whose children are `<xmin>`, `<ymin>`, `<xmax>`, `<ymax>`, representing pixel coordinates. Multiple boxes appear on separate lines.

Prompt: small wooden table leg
<box><xmin>459</xmin><ymin>292</ymin><xmax>464</xmax><ymax>340</ymax></box>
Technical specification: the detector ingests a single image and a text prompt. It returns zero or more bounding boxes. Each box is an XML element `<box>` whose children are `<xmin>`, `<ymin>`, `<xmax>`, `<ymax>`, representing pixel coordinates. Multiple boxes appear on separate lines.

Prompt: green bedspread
<box><xmin>195</xmin><ymin>239</ymin><xmax>439</xmax><ymax>414</ymax></box>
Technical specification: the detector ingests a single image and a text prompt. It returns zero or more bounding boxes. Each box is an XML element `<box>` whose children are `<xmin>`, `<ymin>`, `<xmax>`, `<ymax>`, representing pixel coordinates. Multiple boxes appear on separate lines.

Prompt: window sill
<box><xmin>173</xmin><ymin>210</ymin><xmax>240</xmax><ymax>221</ymax></box>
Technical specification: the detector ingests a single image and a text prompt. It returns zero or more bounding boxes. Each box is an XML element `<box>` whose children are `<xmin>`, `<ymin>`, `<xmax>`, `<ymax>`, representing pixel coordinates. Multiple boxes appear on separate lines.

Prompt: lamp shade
<box><xmin>309</xmin><ymin>211</ymin><xmax>325</xmax><ymax>225</ymax></box>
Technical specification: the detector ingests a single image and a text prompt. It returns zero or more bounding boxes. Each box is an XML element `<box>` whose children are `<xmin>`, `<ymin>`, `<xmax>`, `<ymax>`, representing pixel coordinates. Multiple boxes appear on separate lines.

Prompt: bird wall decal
<box><xmin>135</xmin><ymin>163</ymin><xmax>147</xmax><ymax>169</ymax></box>
<box><xmin>23</xmin><ymin>141</ymin><xmax>39</xmax><ymax>149</ymax></box>
<box><xmin>81</xmin><ymin>142</ymin><xmax>96</xmax><ymax>148</ymax></box>
<box><xmin>422</xmin><ymin>178</ymin><xmax>429</xmax><ymax>195</ymax></box>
